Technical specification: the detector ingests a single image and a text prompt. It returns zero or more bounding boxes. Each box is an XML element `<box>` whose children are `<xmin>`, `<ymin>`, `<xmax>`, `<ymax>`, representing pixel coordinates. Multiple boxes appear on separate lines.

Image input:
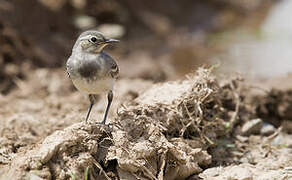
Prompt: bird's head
<box><xmin>73</xmin><ymin>30</ymin><xmax>119</xmax><ymax>53</ymax></box>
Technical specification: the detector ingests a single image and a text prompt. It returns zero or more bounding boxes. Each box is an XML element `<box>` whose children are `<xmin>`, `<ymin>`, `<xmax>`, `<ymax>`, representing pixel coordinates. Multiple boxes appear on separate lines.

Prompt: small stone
<box><xmin>199</xmin><ymin>167</ymin><xmax>223</xmax><ymax>179</ymax></box>
<box><xmin>260</xmin><ymin>122</ymin><xmax>276</xmax><ymax>136</ymax></box>
<box><xmin>224</xmin><ymin>166</ymin><xmax>253</xmax><ymax>180</ymax></box>
<box><xmin>241</xmin><ymin>119</ymin><xmax>263</xmax><ymax>136</ymax></box>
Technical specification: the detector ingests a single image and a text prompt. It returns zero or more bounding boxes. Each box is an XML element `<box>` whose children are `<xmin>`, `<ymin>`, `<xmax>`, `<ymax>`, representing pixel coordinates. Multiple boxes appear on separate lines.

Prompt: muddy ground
<box><xmin>1</xmin><ymin>0</ymin><xmax>292</xmax><ymax>180</ymax></box>
<box><xmin>0</xmin><ymin>67</ymin><xmax>292</xmax><ymax>180</ymax></box>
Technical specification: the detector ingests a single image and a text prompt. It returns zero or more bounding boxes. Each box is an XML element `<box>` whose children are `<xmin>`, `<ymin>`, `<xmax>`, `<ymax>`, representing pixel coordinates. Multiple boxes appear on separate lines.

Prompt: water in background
<box><xmin>221</xmin><ymin>0</ymin><xmax>292</xmax><ymax>79</ymax></box>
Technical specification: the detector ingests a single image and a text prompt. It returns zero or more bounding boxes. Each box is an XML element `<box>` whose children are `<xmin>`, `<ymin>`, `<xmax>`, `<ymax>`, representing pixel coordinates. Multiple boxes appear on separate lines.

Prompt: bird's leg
<box><xmin>101</xmin><ymin>90</ymin><xmax>113</xmax><ymax>124</ymax></box>
<box><xmin>85</xmin><ymin>94</ymin><xmax>95</xmax><ymax>123</ymax></box>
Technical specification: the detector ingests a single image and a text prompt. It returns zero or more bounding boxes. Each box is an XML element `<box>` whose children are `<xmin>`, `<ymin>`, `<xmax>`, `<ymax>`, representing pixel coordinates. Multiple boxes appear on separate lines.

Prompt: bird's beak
<box><xmin>105</xmin><ymin>38</ymin><xmax>120</xmax><ymax>44</ymax></box>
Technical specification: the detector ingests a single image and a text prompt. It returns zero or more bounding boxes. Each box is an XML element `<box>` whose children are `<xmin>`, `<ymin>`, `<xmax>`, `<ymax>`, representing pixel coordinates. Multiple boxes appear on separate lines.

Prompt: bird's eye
<box><xmin>90</xmin><ymin>37</ymin><xmax>97</xmax><ymax>42</ymax></box>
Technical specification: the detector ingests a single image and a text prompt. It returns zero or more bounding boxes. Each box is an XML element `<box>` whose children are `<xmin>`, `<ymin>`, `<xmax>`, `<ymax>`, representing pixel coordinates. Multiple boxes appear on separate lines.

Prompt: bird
<box><xmin>66</xmin><ymin>30</ymin><xmax>119</xmax><ymax>124</ymax></box>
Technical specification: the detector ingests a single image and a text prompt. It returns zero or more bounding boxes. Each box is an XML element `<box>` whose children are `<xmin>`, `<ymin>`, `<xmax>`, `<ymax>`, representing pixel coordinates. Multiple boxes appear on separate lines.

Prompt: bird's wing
<box><xmin>110</xmin><ymin>62</ymin><xmax>119</xmax><ymax>79</ymax></box>
<box><xmin>100</xmin><ymin>52</ymin><xmax>119</xmax><ymax>79</ymax></box>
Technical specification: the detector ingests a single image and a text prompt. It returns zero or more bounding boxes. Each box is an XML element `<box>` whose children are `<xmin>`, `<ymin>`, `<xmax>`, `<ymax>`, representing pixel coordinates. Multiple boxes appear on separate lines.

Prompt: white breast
<box><xmin>72</xmin><ymin>77</ymin><xmax>114</xmax><ymax>95</ymax></box>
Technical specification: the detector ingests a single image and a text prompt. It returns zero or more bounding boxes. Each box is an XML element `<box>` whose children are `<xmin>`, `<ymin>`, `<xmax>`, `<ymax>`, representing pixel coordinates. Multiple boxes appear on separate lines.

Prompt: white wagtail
<box><xmin>66</xmin><ymin>30</ymin><xmax>119</xmax><ymax>124</ymax></box>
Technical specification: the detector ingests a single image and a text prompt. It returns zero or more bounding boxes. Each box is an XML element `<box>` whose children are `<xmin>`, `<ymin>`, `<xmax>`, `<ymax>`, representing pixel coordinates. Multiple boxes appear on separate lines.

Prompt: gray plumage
<box><xmin>66</xmin><ymin>30</ymin><xmax>119</xmax><ymax>124</ymax></box>
<box><xmin>67</xmin><ymin>52</ymin><xmax>118</xmax><ymax>81</ymax></box>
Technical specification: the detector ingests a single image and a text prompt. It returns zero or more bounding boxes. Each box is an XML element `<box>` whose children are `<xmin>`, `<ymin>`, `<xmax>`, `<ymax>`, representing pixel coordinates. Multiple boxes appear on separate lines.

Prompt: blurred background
<box><xmin>2</xmin><ymin>1</ymin><xmax>292</xmax><ymax>178</ymax></box>
<box><xmin>0</xmin><ymin>0</ymin><xmax>292</xmax><ymax>95</ymax></box>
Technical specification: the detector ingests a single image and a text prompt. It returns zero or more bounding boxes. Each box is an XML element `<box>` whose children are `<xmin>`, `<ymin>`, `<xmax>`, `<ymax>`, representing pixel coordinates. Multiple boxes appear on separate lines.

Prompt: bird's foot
<box><xmin>96</xmin><ymin>121</ymin><xmax>111</xmax><ymax>128</ymax></box>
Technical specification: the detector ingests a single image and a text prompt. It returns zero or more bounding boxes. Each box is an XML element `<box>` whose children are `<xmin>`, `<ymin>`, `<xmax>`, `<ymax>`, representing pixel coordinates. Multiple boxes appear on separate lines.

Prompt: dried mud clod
<box><xmin>1</xmin><ymin>122</ymin><xmax>114</xmax><ymax>180</ymax></box>
<box><xmin>1</xmin><ymin>68</ymin><xmax>245</xmax><ymax>180</ymax></box>
<box><xmin>108</xmin><ymin>68</ymin><xmax>243</xmax><ymax>180</ymax></box>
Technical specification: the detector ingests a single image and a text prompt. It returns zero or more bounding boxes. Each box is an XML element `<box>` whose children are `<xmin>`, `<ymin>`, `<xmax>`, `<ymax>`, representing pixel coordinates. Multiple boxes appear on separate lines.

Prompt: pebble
<box><xmin>225</xmin><ymin>166</ymin><xmax>253</xmax><ymax>180</ymax></box>
<box><xmin>241</xmin><ymin>118</ymin><xmax>263</xmax><ymax>136</ymax></box>
<box><xmin>260</xmin><ymin>122</ymin><xmax>276</xmax><ymax>136</ymax></box>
